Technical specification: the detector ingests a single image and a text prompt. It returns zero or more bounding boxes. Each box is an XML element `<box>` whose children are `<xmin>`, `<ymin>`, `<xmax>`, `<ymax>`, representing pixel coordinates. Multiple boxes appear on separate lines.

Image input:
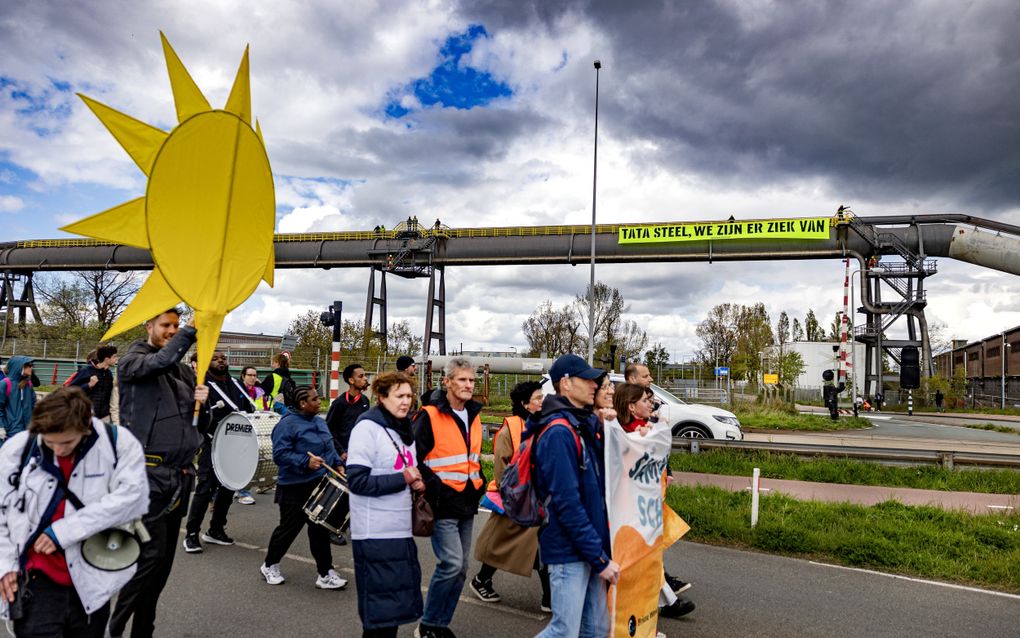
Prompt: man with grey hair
<box><xmin>412</xmin><ymin>358</ymin><xmax>486</xmax><ymax>638</ymax></box>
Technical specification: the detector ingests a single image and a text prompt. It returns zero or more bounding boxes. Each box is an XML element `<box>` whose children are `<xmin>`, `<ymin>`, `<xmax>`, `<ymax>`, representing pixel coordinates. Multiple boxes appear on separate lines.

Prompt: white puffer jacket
<box><xmin>0</xmin><ymin>419</ymin><xmax>149</xmax><ymax>617</ymax></box>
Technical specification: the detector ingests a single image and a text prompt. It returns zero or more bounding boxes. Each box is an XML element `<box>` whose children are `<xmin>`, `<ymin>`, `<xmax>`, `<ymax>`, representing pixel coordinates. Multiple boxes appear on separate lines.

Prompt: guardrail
<box><xmin>671</xmin><ymin>438</ymin><xmax>1020</xmax><ymax>470</ymax></box>
<box><xmin>485</xmin><ymin>423</ymin><xmax>1020</xmax><ymax>469</ymax></box>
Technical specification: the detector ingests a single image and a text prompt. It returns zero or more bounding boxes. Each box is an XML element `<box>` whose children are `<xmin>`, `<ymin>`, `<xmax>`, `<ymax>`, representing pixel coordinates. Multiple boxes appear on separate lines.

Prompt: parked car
<box><xmin>608</xmin><ymin>374</ymin><xmax>743</xmax><ymax>440</ymax></box>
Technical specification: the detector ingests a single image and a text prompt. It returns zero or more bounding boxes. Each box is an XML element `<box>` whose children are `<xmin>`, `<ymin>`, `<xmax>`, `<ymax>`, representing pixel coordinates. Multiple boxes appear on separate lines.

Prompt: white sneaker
<box><xmin>260</xmin><ymin>563</ymin><xmax>285</xmax><ymax>585</ymax></box>
<box><xmin>315</xmin><ymin>569</ymin><xmax>347</xmax><ymax>590</ymax></box>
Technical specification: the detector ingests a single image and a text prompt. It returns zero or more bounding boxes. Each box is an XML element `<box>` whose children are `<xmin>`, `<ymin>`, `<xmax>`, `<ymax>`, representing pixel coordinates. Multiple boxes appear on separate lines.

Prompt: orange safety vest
<box><xmin>486</xmin><ymin>415</ymin><xmax>525</xmax><ymax>491</ymax></box>
<box><xmin>422</xmin><ymin>405</ymin><xmax>483</xmax><ymax>492</ymax></box>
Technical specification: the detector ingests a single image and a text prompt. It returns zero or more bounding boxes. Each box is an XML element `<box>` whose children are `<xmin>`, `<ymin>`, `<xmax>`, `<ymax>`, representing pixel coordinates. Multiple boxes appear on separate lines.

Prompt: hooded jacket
<box><xmin>1</xmin><ymin>356</ymin><xmax>36</xmax><ymax>439</ymax></box>
<box><xmin>412</xmin><ymin>391</ymin><xmax>486</xmax><ymax>519</ymax></box>
<box><xmin>69</xmin><ymin>362</ymin><xmax>115</xmax><ymax>419</ymax></box>
<box><xmin>527</xmin><ymin>393</ymin><xmax>611</xmax><ymax>572</ymax></box>
<box><xmin>0</xmin><ymin>421</ymin><xmax>149</xmax><ymax>618</ymax></box>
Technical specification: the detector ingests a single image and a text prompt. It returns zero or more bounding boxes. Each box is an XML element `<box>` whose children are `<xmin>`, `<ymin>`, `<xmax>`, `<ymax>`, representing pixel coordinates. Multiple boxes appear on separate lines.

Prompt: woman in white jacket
<box><xmin>0</xmin><ymin>386</ymin><xmax>149</xmax><ymax>637</ymax></box>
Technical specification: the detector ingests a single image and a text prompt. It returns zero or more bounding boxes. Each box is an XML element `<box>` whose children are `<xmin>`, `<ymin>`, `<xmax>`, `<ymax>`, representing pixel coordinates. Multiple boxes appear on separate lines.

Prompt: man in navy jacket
<box><xmin>529</xmin><ymin>354</ymin><xmax>619</xmax><ymax>638</ymax></box>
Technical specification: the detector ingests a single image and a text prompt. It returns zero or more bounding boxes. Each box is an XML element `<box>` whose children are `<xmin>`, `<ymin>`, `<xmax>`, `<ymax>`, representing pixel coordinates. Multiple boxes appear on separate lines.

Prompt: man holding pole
<box><xmin>108</xmin><ymin>308</ymin><xmax>209</xmax><ymax>638</ymax></box>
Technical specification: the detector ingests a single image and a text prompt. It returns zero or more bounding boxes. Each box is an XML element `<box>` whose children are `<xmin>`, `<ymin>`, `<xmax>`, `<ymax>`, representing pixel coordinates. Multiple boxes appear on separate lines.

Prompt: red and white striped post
<box><xmin>838</xmin><ymin>258</ymin><xmax>852</xmax><ymax>387</ymax></box>
<box><xmin>329</xmin><ymin>340</ymin><xmax>341</xmax><ymax>400</ymax></box>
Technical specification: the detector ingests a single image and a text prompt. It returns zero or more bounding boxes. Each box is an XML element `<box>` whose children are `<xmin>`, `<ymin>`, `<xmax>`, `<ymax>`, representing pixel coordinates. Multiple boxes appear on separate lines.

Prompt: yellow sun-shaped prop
<box><xmin>61</xmin><ymin>32</ymin><xmax>275</xmax><ymax>386</ymax></box>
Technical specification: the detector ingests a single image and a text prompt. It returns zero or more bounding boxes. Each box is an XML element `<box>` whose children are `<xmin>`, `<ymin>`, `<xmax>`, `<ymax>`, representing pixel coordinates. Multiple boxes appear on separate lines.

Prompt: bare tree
<box><xmin>523</xmin><ymin>301</ymin><xmax>582</xmax><ymax>357</ymax></box>
<box><xmin>75</xmin><ymin>271</ymin><xmax>141</xmax><ymax>331</ymax></box>
<box><xmin>572</xmin><ymin>282</ymin><xmax>626</xmax><ymax>353</ymax></box>
<box><xmin>34</xmin><ymin>275</ymin><xmax>92</xmax><ymax>330</ymax></box>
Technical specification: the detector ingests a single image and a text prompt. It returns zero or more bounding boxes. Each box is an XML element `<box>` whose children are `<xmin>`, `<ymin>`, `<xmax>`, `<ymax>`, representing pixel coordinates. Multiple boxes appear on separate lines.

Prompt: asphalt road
<box><xmin>121</xmin><ymin>499</ymin><xmax>1020</xmax><ymax>637</ymax></box>
<box><xmin>799</xmin><ymin>408</ymin><xmax>1020</xmax><ymax>445</ymax></box>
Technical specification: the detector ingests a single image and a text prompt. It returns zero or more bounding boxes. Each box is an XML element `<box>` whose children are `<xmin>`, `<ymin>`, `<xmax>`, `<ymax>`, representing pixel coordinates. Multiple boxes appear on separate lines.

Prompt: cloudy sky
<box><xmin>1</xmin><ymin>0</ymin><xmax>1018</xmax><ymax>361</ymax></box>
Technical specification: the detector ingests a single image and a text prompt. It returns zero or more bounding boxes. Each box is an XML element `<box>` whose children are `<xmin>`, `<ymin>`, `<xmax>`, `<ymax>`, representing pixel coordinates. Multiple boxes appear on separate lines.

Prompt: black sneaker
<box><xmin>201</xmin><ymin>529</ymin><xmax>234</xmax><ymax>546</ymax></box>
<box><xmin>414</xmin><ymin>625</ymin><xmax>443</xmax><ymax>638</ymax></box>
<box><xmin>660</xmin><ymin>596</ymin><xmax>696</xmax><ymax>618</ymax></box>
<box><xmin>329</xmin><ymin>532</ymin><xmax>347</xmax><ymax>546</ymax></box>
<box><xmin>665</xmin><ymin>574</ymin><xmax>692</xmax><ymax>595</ymax></box>
<box><xmin>540</xmin><ymin>598</ymin><xmax>551</xmax><ymax>613</ymax></box>
<box><xmin>469</xmin><ymin>576</ymin><xmax>501</xmax><ymax>603</ymax></box>
<box><xmin>182</xmin><ymin>533</ymin><xmax>203</xmax><ymax>553</ymax></box>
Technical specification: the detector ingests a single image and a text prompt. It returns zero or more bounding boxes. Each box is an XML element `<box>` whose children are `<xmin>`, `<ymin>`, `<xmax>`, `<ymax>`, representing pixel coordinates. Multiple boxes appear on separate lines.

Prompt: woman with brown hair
<box><xmin>613</xmin><ymin>383</ymin><xmax>654</xmax><ymax>435</ymax></box>
<box><xmin>346</xmin><ymin>371</ymin><xmax>425</xmax><ymax>637</ymax></box>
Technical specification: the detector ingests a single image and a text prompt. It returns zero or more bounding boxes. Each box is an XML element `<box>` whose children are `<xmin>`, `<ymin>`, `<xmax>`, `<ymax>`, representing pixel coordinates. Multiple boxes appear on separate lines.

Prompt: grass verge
<box><xmin>732</xmin><ymin>402</ymin><xmax>871</xmax><ymax>431</ymax></box>
<box><xmin>962</xmin><ymin>423</ymin><xmax>1020</xmax><ymax>435</ymax></box>
<box><xmin>669</xmin><ymin>448</ymin><xmax>1020</xmax><ymax>494</ymax></box>
<box><xmin>667</xmin><ymin>484</ymin><xmax>1020</xmax><ymax>593</ymax></box>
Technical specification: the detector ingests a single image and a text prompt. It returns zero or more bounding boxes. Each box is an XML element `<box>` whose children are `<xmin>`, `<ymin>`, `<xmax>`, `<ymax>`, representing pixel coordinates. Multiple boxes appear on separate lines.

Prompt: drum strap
<box><xmin>208</xmin><ymin>380</ymin><xmax>241</xmax><ymax>411</ymax></box>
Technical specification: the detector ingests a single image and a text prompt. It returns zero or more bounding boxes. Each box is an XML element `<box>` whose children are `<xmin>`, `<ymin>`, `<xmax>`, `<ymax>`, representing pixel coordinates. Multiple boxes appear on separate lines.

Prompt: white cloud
<box><xmin>2</xmin><ymin>1</ymin><xmax>1018</xmax><ymax>364</ymax></box>
<box><xmin>0</xmin><ymin>195</ymin><xmax>24</xmax><ymax>213</ymax></box>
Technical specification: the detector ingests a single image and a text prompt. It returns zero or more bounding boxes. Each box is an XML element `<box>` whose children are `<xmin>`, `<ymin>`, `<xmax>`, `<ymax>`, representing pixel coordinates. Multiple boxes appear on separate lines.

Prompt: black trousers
<box><xmin>14</xmin><ymin>572</ymin><xmax>109</xmax><ymax>638</ymax></box>
<box><xmin>265</xmin><ymin>482</ymin><xmax>333</xmax><ymax>576</ymax></box>
<box><xmin>109</xmin><ymin>481</ymin><xmax>191</xmax><ymax>638</ymax></box>
<box><xmin>185</xmin><ymin>445</ymin><xmax>233</xmax><ymax>535</ymax></box>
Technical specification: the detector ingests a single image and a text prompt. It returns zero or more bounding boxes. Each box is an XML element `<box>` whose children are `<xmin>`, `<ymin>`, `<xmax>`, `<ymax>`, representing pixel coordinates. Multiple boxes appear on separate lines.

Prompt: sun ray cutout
<box><xmin>61</xmin><ymin>33</ymin><xmax>276</xmax><ymax>386</ymax></box>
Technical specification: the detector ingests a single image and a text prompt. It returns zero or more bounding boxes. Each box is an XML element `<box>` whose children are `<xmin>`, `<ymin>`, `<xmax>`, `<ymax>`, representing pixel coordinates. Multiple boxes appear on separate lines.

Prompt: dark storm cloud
<box><xmin>273</xmin><ymin>103</ymin><xmax>555</xmax><ymax>184</ymax></box>
<box><xmin>457</xmin><ymin>0</ymin><xmax>1020</xmax><ymax>213</ymax></box>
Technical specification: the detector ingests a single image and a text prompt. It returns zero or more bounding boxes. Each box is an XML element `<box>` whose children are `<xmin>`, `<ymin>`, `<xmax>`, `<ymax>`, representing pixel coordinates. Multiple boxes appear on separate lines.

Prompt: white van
<box><xmin>608</xmin><ymin>374</ymin><xmax>743</xmax><ymax>440</ymax></box>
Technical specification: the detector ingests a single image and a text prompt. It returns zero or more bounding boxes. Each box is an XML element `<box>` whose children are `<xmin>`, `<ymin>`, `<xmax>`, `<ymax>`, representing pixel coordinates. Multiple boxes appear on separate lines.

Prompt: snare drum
<box><xmin>211</xmin><ymin>411</ymin><xmax>281</xmax><ymax>491</ymax></box>
<box><xmin>303</xmin><ymin>473</ymin><xmax>350</xmax><ymax>535</ymax></box>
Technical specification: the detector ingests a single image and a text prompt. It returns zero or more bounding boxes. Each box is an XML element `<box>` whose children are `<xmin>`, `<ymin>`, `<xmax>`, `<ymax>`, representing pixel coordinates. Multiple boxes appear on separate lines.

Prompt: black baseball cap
<box><xmin>549</xmin><ymin>354</ymin><xmax>604</xmax><ymax>384</ymax></box>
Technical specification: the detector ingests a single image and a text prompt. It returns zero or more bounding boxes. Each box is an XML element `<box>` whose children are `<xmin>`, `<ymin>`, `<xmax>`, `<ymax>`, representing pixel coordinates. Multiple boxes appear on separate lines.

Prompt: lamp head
<box><xmin>594</xmin><ymin>60</ymin><xmax>602</xmax><ymax>69</ymax></box>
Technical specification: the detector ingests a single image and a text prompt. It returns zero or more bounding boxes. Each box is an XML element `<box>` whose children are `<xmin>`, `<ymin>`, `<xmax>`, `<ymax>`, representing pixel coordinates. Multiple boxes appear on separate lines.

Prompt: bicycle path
<box><xmin>674</xmin><ymin>471</ymin><xmax>1020</xmax><ymax>514</ymax></box>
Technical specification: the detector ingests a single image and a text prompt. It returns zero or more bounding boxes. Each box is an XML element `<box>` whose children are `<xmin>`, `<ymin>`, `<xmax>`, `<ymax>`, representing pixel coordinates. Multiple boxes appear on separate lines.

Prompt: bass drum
<box><xmin>248</xmin><ymin>411</ymin><xmax>282</xmax><ymax>489</ymax></box>
<box><xmin>210</xmin><ymin>411</ymin><xmax>281</xmax><ymax>491</ymax></box>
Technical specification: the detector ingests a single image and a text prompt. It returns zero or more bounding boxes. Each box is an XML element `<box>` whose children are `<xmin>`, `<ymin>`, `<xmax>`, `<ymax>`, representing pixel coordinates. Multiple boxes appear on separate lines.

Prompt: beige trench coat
<box><xmin>473</xmin><ymin>419</ymin><xmax>540</xmax><ymax>577</ymax></box>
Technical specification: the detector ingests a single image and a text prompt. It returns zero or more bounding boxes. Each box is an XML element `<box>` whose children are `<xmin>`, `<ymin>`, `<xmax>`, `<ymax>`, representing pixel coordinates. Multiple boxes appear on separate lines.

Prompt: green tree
<box><xmin>696</xmin><ymin>303</ymin><xmax>740</xmax><ymax>368</ymax></box>
<box><xmin>791</xmin><ymin>317</ymin><xmax>805</xmax><ymax>341</ymax></box>
<box><xmin>805</xmin><ymin>309</ymin><xmax>823</xmax><ymax>341</ymax></box>
<box><xmin>286</xmin><ymin>310</ymin><xmax>332</xmax><ymax>368</ymax></box>
<box><xmin>644</xmin><ymin>342</ymin><xmax>670</xmax><ymax>380</ymax></box>
<box><xmin>776</xmin><ymin>311</ymin><xmax>790</xmax><ymax>348</ymax></box>
<box><xmin>778</xmin><ymin>350</ymin><xmax>806</xmax><ymax>385</ymax></box>
<box><xmin>733</xmin><ymin>303</ymin><xmax>774</xmax><ymax>383</ymax></box>
<box><xmin>386</xmin><ymin>320</ymin><xmax>422</xmax><ymax>357</ymax></box>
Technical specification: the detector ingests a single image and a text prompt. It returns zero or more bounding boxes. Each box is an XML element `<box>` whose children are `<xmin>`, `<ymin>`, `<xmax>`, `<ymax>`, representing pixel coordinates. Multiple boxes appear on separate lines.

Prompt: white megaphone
<box><xmin>80</xmin><ymin>519</ymin><xmax>151</xmax><ymax>572</ymax></box>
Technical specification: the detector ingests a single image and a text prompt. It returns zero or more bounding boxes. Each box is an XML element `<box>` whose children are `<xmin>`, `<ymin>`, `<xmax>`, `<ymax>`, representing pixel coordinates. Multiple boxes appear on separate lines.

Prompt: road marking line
<box><xmin>808</xmin><ymin>561</ymin><xmax>1020</xmax><ymax>600</ymax></box>
<box><xmin>987</xmin><ymin>505</ymin><xmax>1015</xmax><ymax>511</ymax></box>
<box><xmin>225</xmin><ymin>531</ymin><xmax>547</xmax><ymax>620</ymax></box>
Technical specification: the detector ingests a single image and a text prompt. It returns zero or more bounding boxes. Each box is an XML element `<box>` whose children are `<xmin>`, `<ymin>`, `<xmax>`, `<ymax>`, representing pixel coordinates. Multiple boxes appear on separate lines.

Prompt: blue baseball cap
<box><xmin>549</xmin><ymin>354</ymin><xmax>604</xmax><ymax>384</ymax></box>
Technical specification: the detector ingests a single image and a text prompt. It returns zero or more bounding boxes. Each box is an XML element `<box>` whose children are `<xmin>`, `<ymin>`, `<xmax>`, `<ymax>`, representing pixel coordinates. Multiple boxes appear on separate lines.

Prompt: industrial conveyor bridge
<box><xmin>3</xmin><ymin>212</ymin><xmax>1020</xmax><ymax>396</ymax></box>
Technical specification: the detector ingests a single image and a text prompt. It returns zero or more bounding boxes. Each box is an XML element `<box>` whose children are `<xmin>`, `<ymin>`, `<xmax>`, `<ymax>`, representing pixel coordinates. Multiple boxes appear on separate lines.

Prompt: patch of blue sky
<box><xmin>0</xmin><ymin>158</ymin><xmax>138</xmax><ymax>242</ymax></box>
<box><xmin>274</xmin><ymin>174</ymin><xmax>361</xmax><ymax>213</ymax></box>
<box><xmin>2</xmin><ymin>75</ymin><xmax>74</xmax><ymax>135</ymax></box>
<box><xmin>383</xmin><ymin>24</ymin><xmax>512</xmax><ymax>119</ymax></box>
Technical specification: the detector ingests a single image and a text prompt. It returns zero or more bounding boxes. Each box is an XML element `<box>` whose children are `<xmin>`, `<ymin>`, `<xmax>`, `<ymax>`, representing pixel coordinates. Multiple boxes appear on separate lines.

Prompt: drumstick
<box><xmin>307</xmin><ymin>452</ymin><xmax>345</xmax><ymax>479</ymax></box>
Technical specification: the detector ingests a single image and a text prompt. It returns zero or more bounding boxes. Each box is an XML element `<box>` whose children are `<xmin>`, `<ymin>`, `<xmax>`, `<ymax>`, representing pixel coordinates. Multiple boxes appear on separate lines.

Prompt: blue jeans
<box><xmin>536</xmin><ymin>561</ymin><xmax>609</xmax><ymax>638</ymax></box>
<box><xmin>422</xmin><ymin>517</ymin><xmax>473</xmax><ymax>627</ymax></box>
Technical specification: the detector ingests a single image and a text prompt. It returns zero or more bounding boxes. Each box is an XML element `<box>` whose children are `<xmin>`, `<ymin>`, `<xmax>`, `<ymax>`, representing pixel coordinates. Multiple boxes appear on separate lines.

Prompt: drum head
<box><xmin>211</xmin><ymin>412</ymin><xmax>261</xmax><ymax>490</ymax></box>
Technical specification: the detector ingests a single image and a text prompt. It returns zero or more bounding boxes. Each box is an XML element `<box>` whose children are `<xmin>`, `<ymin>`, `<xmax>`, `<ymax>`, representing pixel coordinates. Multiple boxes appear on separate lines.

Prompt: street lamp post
<box><xmin>587</xmin><ymin>59</ymin><xmax>601</xmax><ymax>366</ymax></box>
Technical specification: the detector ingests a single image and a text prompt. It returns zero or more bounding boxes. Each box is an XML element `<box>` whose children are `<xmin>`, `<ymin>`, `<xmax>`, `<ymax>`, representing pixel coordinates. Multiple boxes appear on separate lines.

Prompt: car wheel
<box><xmin>673</xmin><ymin>423</ymin><xmax>710</xmax><ymax>439</ymax></box>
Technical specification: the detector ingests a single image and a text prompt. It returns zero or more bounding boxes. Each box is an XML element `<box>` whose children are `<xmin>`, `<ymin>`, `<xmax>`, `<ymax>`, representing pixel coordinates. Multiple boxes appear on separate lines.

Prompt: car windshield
<box><xmin>649</xmin><ymin>383</ymin><xmax>687</xmax><ymax>405</ymax></box>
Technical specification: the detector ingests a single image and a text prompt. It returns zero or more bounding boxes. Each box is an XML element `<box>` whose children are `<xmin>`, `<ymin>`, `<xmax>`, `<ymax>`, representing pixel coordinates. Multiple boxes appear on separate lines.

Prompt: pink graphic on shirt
<box><xmin>393</xmin><ymin>447</ymin><xmax>414</xmax><ymax>471</ymax></box>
